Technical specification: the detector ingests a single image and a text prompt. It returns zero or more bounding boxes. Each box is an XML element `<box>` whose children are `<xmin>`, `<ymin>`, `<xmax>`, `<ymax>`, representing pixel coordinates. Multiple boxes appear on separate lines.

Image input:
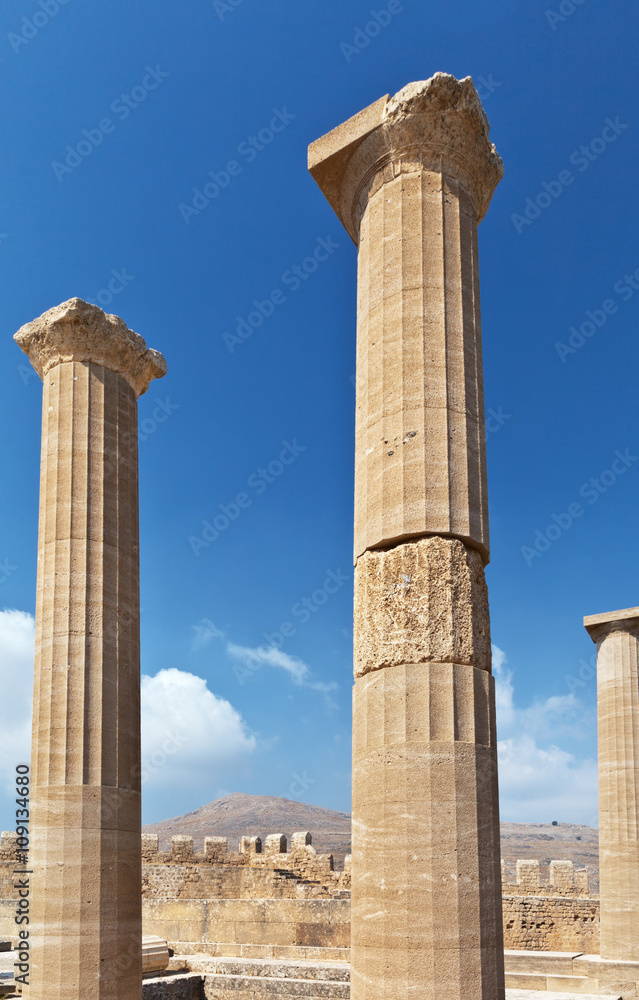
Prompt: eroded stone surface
<box><xmin>14</xmin><ymin>297</ymin><xmax>166</xmax><ymax>397</ymax></box>
<box><xmin>354</xmin><ymin>536</ymin><xmax>491</xmax><ymax>677</ymax></box>
<box><xmin>308</xmin><ymin>72</ymin><xmax>503</xmax><ymax>244</ymax></box>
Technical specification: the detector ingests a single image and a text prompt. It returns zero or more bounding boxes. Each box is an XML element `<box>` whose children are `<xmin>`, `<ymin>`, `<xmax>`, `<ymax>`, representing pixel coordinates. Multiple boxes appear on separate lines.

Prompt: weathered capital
<box><xmin>309</xmin><ymin>72</ymin><xmax>503</xmax><ymax>243</ymax></box>
<box><xmin>584</xmin><ymin>606</ymin><xmax>639</xmax><ymax>644</ymax></box>
<box><xmin>14</xmin><ymin>297</ymin><xmax>166</xmax><ymax>398</ymax></box>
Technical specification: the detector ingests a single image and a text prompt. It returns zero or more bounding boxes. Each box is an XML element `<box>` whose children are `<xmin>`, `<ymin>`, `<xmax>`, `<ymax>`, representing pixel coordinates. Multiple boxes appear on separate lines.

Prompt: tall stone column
<box><xmin>309</xmin><ymin>74</ymin><xmax>504</xmax><ymax>999</ymax></box>
<box><xmin>14</xmin><ymin>298</ymin><xmax>166</xmax><ymax>1000</ymax></box>
<box><xmin>585</xmin><ymin>606</ymin><xmax>639</xmax><ymax>962</ymax></box>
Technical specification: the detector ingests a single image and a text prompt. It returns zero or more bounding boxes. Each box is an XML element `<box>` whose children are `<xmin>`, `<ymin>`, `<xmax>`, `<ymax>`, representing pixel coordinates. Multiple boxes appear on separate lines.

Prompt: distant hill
<box><xmin>144</xmin><ymin>794</ymin><xmax>599</xmax><ymax>888</ymax></box>
<box><xmin>500</xmin><ymin>821</ymin><xmax>600</xmax><ymax>891</ymax></box>
<box><xmin>143</xmin><ymin>793</ymin><xmax>352</xmax><ymax>866</ymax></box>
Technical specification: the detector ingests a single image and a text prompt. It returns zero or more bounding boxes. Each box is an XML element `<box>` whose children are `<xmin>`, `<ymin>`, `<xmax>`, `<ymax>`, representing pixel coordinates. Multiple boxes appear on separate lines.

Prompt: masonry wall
<box><xmin>502</xmin><ymin>895</ymin><xmax>600</xmax><ymax>952</ymax></box>
<box><xmin>0</xmin><ymin>831</ymin><xmax>602</xmax><ymax>955</ymax></box>
<box><xmin>142</xmin><ymin>898</ymin><xmax>351</xmax><ymax>957</ymax></box>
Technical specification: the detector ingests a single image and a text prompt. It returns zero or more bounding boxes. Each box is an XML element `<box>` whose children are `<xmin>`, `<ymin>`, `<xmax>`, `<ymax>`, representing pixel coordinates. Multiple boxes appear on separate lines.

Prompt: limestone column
<box><xmin>309</xmin><ymin>74</ymin><xmax>504</xmax><ymax>1000</ymax></box>
<box><xmin>14</xmin><ymin>298</ymin><xmax>166</xmax><ymax>1000</ymax></box>
<box><xmin>585</xmin><ymin>606</ymin><xmax>639</xmax><ymax>962</ymax></box>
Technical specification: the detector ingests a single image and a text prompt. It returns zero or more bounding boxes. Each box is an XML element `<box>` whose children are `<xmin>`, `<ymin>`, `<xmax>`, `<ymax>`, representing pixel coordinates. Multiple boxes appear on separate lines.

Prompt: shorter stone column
<box><xmin>585</xmin><ymin>606</ymin><xmax>639</xmax><ymax>962</ymax></box>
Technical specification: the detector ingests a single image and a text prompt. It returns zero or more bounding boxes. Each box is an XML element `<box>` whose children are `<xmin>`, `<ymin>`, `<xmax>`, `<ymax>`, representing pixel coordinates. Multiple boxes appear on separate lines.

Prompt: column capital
<box><xmin>584</xmin><ymin>606</ymin><xmax>639</xmax><ymax>643</ymax></box>
<box><xmin>14</xmin><ymin>297</ymin><xmax>166</xmax><ymax>398</ymax></box>
<box><xmin>308</xmin><ymin>72</ymin><xmax>503</xmax><ymax>244</ymax></box>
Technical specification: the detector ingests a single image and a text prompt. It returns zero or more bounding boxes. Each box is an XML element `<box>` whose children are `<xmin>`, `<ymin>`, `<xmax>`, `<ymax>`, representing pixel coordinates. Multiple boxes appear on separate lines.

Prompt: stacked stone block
<box><xmin>14</xmin><ymin>298</ymin><xmax>166</xmax><ymax>1000</ymax></box>
<box><xmin>585</xmin><ymin>606</ymin><xmax>639</xmax><ymax>964</ymax></box>
<box><xmin>309</xmin><ymin>73</ymin><xmax>504</xmax><ymax>999</ymax></box>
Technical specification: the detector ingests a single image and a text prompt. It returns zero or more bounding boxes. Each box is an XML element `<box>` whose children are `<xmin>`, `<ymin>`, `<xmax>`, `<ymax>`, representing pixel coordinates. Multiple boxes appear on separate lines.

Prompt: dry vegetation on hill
<box><xmin>144</xmin><ymin>794</ymin><xmax>600</xmax><ymax>887</ymax></box>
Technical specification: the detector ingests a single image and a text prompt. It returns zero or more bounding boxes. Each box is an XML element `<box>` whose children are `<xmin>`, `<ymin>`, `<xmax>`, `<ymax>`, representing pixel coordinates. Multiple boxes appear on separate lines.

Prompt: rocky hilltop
<box><xmin>144</xmin><ymin>794</ymin><xmax>600</xmax><ymax>887</ymax></box>
<box><xmin>143</xmin><ymin>792</ymin><xmax>352</xmax><ymax>866</ymax></box>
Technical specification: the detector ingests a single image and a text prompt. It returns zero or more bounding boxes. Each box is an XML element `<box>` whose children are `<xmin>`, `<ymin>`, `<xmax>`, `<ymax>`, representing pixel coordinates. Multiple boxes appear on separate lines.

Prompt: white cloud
<box><xmin>140</xmin><ymin>667</ymin><xmax>256</xmax><ymax>790</ymax></box>
<box><xmin>0</xmin><ymin>610</ymin><xmax>34</xmax><ymax>795</ymax></box>
<box><xmin>191</xmin><ymin>618</ymin><xmax>225</xmax><ymax>651</ymax></box>
<box><xmin>0</xmin><ymin>608</ymin><xmax>259</xmax><ymax>825</ymax></box>
<box><xmin>493</xmin><ymin>645</ymin><xmax>598</xmax><ymax>825</ymax></box>
<box><xmin>226</xmin><ymin>642</ymin><xmax>338</xmax><ymax>708</ymax></box>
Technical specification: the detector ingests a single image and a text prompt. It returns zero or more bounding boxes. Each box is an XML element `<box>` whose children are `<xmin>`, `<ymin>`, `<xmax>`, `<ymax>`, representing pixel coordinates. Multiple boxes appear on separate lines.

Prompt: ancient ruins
<box><xmin>309</xmin><ymin>71</ymin><xmax>504</xmax><ymax>1000</ymax></box>
<box><xmin>4</xmin><ymin>71</ymin><xmax>639</xmax><ymax>1000</ymax></box>
<box><xmin>13</xmin><ymin>299</ymin><xmax>166</xmax><ymax>998</ymax></box>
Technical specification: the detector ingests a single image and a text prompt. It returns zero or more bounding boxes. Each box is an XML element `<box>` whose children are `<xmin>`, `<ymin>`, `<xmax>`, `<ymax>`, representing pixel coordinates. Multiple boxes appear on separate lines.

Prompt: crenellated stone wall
<box><xmin>501</xmin><ymin>857</ymin><xmax>591</xmax><ymax>897</ymax></box>
<box><xmin>0</xmin><ymin>831</ymin><xmax>601</xmax><ymax>957</ymax></box>
<box><xmin>139</xmin><ymin>831</ymin><xmax>351</xmax><ymax>899</ymax></box>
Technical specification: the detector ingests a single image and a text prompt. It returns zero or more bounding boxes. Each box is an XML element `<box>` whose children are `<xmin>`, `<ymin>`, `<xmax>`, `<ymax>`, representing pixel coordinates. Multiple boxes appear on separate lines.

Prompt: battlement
<box><xmin>501</xmin><ymin>858</ymin><xmax>590</xmax><ymax>897</ymax></box>
<box><xmin>140</xmin><ymin>830</ymin><xmax>349</xmax><ymax>876</ymax></box>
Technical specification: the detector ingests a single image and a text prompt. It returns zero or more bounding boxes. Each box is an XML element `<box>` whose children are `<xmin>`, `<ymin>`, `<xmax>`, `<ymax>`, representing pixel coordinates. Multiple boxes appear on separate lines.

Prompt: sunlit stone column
<box><xmin>15</xmin><ymin>298</ymin><xmax>166</xmax><ymax>1000</ymax></box>
<box><xmin>585</xmin><ymin>606</ymin><xmax>639</xmax><ymax>962</ymax></box>
<box><xmin>309</xmin><ymin>74</ymin><xmax>504</xmax><ymax>1000</ymax></box>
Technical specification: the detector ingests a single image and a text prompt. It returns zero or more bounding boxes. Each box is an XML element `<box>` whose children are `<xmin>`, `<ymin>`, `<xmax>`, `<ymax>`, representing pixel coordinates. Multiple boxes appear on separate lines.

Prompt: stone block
<box><xmin>143</xmin><ymin>834</ymin><xmax>160</xmax><ymax>858</ymax></box>
<box><xmin>264</xmin><ymin>834</ymin><xmax>287</xmax><ymax>856</ymax></box>
<box><xmin>353</xmin><ymin>537</ymin><xmax>491</xmax><ymax>678</ymax></box>
<box><xmin>172</xmin><ymin>836</ymin><xmax>194</xmax><ymax>862</ymax></box>
<box><xmin>550</xmin><ymin>860</ymin><xmax>575</xmax><ymax>888</ymax></box>
<box><xmin>516</xmin><ymin>859</ymin><xmax>540</xmax><ymax>889</ymax></box>
<box><xmin>504</xmin><ymin>950</ymin><xmax>584</xmax><ymax>975</ymax></box>
<box><xmin>291</xmin><ymin>833</ymin><xmax>312</xmax><ymax>850</ymax></box>
<box><xmin>575</xmin><ymin>868</ymin><xmax>590</xmax><ymax>894</ymax></box>
<box><xmin>205</xmin><ymin>837</ymin><xmax>228</xmax><ymax>858</ymax></box>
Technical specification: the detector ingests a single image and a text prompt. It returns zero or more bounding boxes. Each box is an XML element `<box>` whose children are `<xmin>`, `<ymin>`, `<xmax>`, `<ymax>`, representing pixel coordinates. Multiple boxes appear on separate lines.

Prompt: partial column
<box><xmin>309</xmin><ymin>74</ymin><xmax>504</xmax><ymax>1000</ymax></box>
<box><xmin>15</xmin><ymin>298</ymin><xmax>166</xmax><ymax>1000</ymax></box>
<box><xmin>585</xmin><ymin>606</ymin><xmax>639</xmax><ymax>962</ymax></box>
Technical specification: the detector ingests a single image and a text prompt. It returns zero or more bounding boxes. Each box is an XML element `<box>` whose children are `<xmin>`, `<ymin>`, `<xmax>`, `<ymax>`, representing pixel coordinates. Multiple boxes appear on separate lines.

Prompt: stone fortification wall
<box><xmin>140</xmin><ymin>830</ymin><xmax>351</xmax><ymax>900</ymax></box>
<box><xmin>0</xmin><ymin>831</ymin><xmax>601</xmax><ymax>956</ymax></box>
<box><xmin>501</xmin><ymin>858</ymin><xmax>591</xmax><ymax>897</ymax></box>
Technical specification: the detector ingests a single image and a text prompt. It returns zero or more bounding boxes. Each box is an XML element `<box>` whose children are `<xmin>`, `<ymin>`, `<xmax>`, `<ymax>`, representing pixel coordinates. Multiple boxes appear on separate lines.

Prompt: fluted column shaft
<box><xmin>355</xmin><ymin>162</ymin><xmax>488</xmax><ymax>561</ymax></box>
<box><xmin>585</xmin><ymin>609</ymin><xmax>639</xmax><ymax>962</ymax></box>
<box><xmin>310</xmin><ymin>74</ymin><xmax>504</xmax><ymax>1000</ymax></box>
<box><xmin>15</xmin><ymin>299</ymin><xmax>166</xmax><ymax>1000</ymax></box>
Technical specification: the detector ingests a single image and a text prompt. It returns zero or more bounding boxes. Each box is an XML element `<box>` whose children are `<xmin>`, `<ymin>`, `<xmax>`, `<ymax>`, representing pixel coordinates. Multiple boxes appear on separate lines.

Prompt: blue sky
<box><xmin>0</xmin><ymin>0</ymin><xmax>637</xmax><ymax>831</ymax></box>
